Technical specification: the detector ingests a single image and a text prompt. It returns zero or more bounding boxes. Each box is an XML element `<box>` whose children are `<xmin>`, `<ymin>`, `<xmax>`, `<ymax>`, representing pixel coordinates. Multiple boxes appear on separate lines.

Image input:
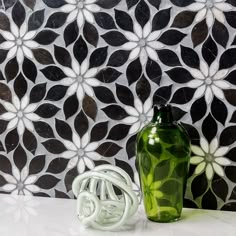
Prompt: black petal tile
<box><xmin>146</xmin><ymin>59</ymin><xmax>162</xmax><ymax>85</ymax></box>
<box><xmin>115</xmin><ymin>9</ymin><xmax>133</xmax><ymax>32</ymax></box>
<box><xmin>212</xmin><ymin>20</ymin><xmax>229</xmax><ymax>48</ymax></box>
<box><xmin>23</xmin><ymin>58</ymin><xmax>37</xmax><ymax>82</ymax></box>
<box><xmin>96</xmin><ymin>67</ymin><xmax>121</xmax><ymax>83</ymax></box>
<box><xmin>29</xmin><ymin>155</ymin><xmax>45</xmax><ymax>175</ymax></box>
<box><xmin>230</xmin><ymin>111</ymin><xmax>236</xmax><ymax>123</ymax></box>
<box><xmin>170</xmin><ymin>0</ymin><xmax>194</xmax><ymax>7</ymax></box>
<box><xmin>225</xmin><ymin>166</ymin><xmax>236</xmax><ymax>183</ymax></box>
<box><xmin>170</xmin><ymin>87</ymin><xmax>195</xmax><ymax>104</ymax></box>
<box><xmin>96</xmin><ymin>0</ymin><xmax>121</xmax><ymax>9</ymax></box>
<box><xmin>152</xmin><ymin>8</ymin><xmax>171</xmax><ymax>31</ymax></box>
<box><xmin>74</xmin><ymin>111</ymin><xmax>89</xmax><ymax>137</ymax></box>
<box><xmin>102</xmin><ymin>31</ymin><xmax>128</xmax><ymax>46</ymax></box>
<box><xmin>227</xmin><ymin>0</ymin><xmax>236</xmax><ymax>7</ymax></box>
<box><xmin>153</xmin><ymin>85</ymin><xmax>172</xmax><ymax>105</ymax></box>
<box><xmin>220</xmin><ymin>126</ymin><xmax>236</xmax><ymax>146</ymax></box>
<box><xmin>126</xmin><ymin>134</ymin><xmax>137</xmax><ymax>159</ymax></box>
<box><xmin>0</xmin><ymin>120</ymin><xmax>8</xmax><ymax>135</ymax></box>
<box><xmin>202</xmin><ymin>114</ymin><xmax>217</xmax><ymax>143</ymax></box>
<box><xmin>23</xmin><ymin>129</ymin><xmax>37</xmax><ymax>154</ymax></box>
<box><xmin>116</xmin><ymin>83</ymin><xmax>134</xmax><ymax>106</ymax></box>
<box><xmin>5</xmin><ymin>128</ymin><xmax>19</xmax><ymax>153</ymax></box>
<box><xmin>225</xmin><ymin>11</ymin><xmax>236</xmax><ymax>28</ymax></box>
<box><xmin>42</xmin><ymin>139</ymin><xmax>66</xmax><ymax>154</ymax></box>
<box><xmin>14</xmin><ymin>73</ymin><xmax>27</xmax><ymax>99</ymax></box>
<box><xmin>28</xmin><ymin>9</ymin><xmax>45</xmax><ymax>31</ymax></box>
<box><xmin>0</xmin><ymin>12</ymin><xmax>10</xmax><ymax>31</ymax></box>
<box><xmin>126</xmin><ymin>58</ymin><xmax>142</xmax><ymax>85</ymax></box>
<box><xmin>94</xmin><ymin>12</ymin><xmax>117</xmax><ymax>30</ymax></box>
<box><xmin>33</xmin><ymin>121</ymin><xmax>55</xmax><ymax>138</ymax></box>
<box><xmin>219</xmin><ymin>49</ymin><xmax>236</xmax><ymax>69</ymax></box>
<box><xmin>54</xmin><ymin>45</ymin><xmax>71</xmax><ymax>68</ymax></box>
<box><xmin>211</xmin><ymin>97</ymin><xmax>228</xmax><ymax>125</ymax></box>
<box><xmin>0</xmin><ymin>83</ymin><xmax>12</xmax><ymax>102</ymax></box>
<box><xmin>32</xmin><ymin>48</ymin><xmax>54</xmax><ymax>65</ymax></box>
<box><xmin>23</xmin><ymin>0</ymin><xmax>36</xmax><ymax>9</ymax></box>
<box><xmin>73</xmin><ymin>37</ymin><xmax>88</xmax><ymax>64</ymax></box>
<box><xmin>63</xmin><ymin>94</ymin><xmax>79</xmax><ymax>120</ymax></box>
<box><xmin>212</xmin><ymin>175</ymin><xmax>228</xmax><ymax>201</ymax></box>
<box><xmin>191</xmin><ymin>173</ymin><xmax>208</xmax><ymax>199</ymax></box>
<box><xmin>191</xmin><ymin>20</ymin><xmax>208</xmax><ymax>47</ymax></box>
<box><xmin>136</xmin><ymin>75</ymin><xmax>151</xmax><ymax>103</ymax></box>
<box><xmin>41</xmin><ymin>66</ymin><xmax>66</xmax><ymax>81</ymax></box>
<box><xmin>226</xmin><ymin>147</ymin><xmax>236</xmax><ymax>162</ymax></box>
<box><xmin>107</xmin><ymin>124</ymin><xmax>130</xmax><ymax>141</ymax></box>
<box><xmin>0</xmin><ymin>50</ymin><xmax>7</xmax><ymax>64</ymax></box>
<box><xmin>83</xmin><ymin>22</ymin><xmax>99</xmax><ymax>47</ymax></box>
<box><xmin>45</xmin><ymin>12</ymin><xmax>68</xmax><ymax>28</ymax></box>
<box><xmin>34</xmin><ymin>103</ymin><xmax>60</xmax><ymax>118</ymax></box>
<box><xmin>157</xmin><ymin>49</ymin><xmax>181</xmax><ymax>67</ymax></box>
<box><xmin>94</xmin><ymin>86</ymin><xmax>116</xmax><ymax>104</ymax></box>
<box><xmin>42</xmin><ymin>0</ymin><xmax>66</xmax><ymax>8</ymax></box>
<box><xmin>148</xmin><ymin>0</ymin><xmax>161</xmax><ymax>9</ymax></box>
<box><xmin>166</xmin><ymin>67</ymin><xmax>194</xmax><ymax>83</ymax></box>
<box><xmin>102</xmin><ymin>105</ymin><xmax>128</xmax><ymax>120</ymax></box>
<box><xmin>201</xmin><ymin>189</ymin><xmax>218</xmax><ymax>210</ymax></box>
<box><xmin>135</xmin><ymin>0</ymin><xmax>150</xmax><ymax>27</ymax></box>
<box><xmin>96</xmin><ymin>142</ymin><xmax>122</xmax><ymax>157</ymax></box>
<box><xmin>64</xmin><ymin>21</ymin><xmax>79</xmax><ymax>47</ymax></box>
<box><xmin>34</xmin><ymin>30</ymin><xmax>59</xmax><ymax>45</ymax></box>
<box><xmin>82</xmin><ymin>95</ymin><xmax>97</xmax><ymax>121</ymax></box>
<box><xmin>13</xmin><ymin>144</ymin><xmax>27</xmax><ymax>171</ymax></box>
<box><xmin>107</xmin><ymin>50</ymin><xmax>130</xmax><ymax>67</ymax></box>
<box><xmin>181</xmin><ymin>123</ymin><xmax>200</xmax><ymax>145</ymax></box>
<box><xmin>55</xmin><ymin>119</ymin><xmax>73</xmax><ymax>141</ymax></box>
<box><xmin>126</xmin><ymin>0</ymin><xmax>139</xmax><ymax>9</ymax></box>
<box><xmin>35</xmin><ymin>175</ymin><xmax>60</xmax><ymax>190</ymax></box>
<box><xmin>89</xmin><ymin>46</ymin><xmax>108</xmax><ymax>68</ymax></box>
<box><xmin>172</xmin><ymin>11</ymin><xmax>196</xmax><ymax>29</ymax></box>
<box><xmin>159</xmin><ymin>30</ymin><xmax>186</xmax><ymax>46</ymax></box>
<box><xmin>55</xmin><ymin>190</ymin><xmax>70</xmax><ymax>199</ymax></box>
<box><xmin>0</xmin><ymin>155</ymin><xmax>12</xmax><ymax>174</ymax></box>
<box><xmin>64</xmin><ymin>167</ymin><xmax>78</xmax><ymax>192</ymax></box>
<box><xmin>190</xmin><ymin>97</ymin><xmax>207</xmax><ymax>123</ymax></box>
<box><xmin>5</xmin><ymin>57</ymin><xmax>19</xmax><ymax>82</ymax></box>
<box><xmin>46</xmin><ymin>158</ymin><xmax>69</xmax><ymax>174</ymax></box>
<box><xmin>2</xmin><ymin>0</ymin><xmax>16</xmax><ymax>10</ymax></box>
<box><xmin>29</xmin><ymin>83</ymin><xmax>46</xmax><ymax>103</ymax></box>
<box><xmin>45</xmin><ymin>85</ymin><xmax>68</xmax><ymax>101</ymax></box>
<box><xmin>12</xmin><ymin>1</ymin><xmax>25</xmax><ymax>27</ymax></box>
<box><xmin>172</xmin><ymin>106</ymin><xmax>186</xmax><ymax>121</ymax></box>
<box><xmin>116</xmin><ymin>159</ymin><xmax>134</xmax><ymax>179</ymax></box>
<box><xmin>90</xmin><ymin>121</ymin><xmax>109</xmax><ymax>142</ymax></box>
<box><xmin>181</xmin><ymin>45</ymin><xmax>200</xmax><ymax>69</ymax></box>
<box><xmin>202</xmin><ymin>36</ymin><xmax>218</xmax><ymax>66</ymax></box>
<box><xmin>224</xmin><ymin>89</ymin><xmax>236</xmax><ymax>106</ymax></box>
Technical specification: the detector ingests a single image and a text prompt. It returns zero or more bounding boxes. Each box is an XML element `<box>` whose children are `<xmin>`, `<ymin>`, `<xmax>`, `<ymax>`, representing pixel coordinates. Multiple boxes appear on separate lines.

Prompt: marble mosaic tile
<box><xmin>0</xmin><ymin>0</ymin><xmax>236</xmax><ymax>210</ymax></box>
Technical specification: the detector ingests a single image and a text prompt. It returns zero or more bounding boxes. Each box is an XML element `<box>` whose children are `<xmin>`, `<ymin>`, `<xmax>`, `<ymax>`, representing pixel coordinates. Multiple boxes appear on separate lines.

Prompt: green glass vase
<box><xmin>136</xmin><ymin>104</ymin><xmax>190</xmax><ymax>223</ymax></box>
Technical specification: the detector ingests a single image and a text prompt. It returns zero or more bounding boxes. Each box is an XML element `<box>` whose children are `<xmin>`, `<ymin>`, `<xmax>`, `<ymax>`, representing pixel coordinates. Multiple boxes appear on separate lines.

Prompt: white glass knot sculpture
<box><xmin>72</xmin><ymin>165</ymin><xmax>139</xmax><ymax>231</ymax></box>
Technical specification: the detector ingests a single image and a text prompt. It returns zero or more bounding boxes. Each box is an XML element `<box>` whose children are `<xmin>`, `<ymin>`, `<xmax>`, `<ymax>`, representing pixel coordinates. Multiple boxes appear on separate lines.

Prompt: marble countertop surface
<box><xmin>0</xmin><ymin>193</ymin><xmax>235</xmax><ymax>236</ymax></box>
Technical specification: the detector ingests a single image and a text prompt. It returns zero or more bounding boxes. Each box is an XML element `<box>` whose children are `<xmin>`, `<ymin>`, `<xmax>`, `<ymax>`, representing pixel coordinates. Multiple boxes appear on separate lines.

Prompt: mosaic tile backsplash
<box><xmin>0</xmin><ymin>0</ymin><xmax>236</xmax><ymax>210</ymax></box>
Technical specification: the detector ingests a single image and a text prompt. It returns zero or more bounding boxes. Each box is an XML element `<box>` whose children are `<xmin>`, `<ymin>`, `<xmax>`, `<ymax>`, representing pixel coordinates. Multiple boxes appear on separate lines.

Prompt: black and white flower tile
<box><xmin>0</xmin><ymin>0</ymin><xmax>236</xmax><ymax>210</ymax></box>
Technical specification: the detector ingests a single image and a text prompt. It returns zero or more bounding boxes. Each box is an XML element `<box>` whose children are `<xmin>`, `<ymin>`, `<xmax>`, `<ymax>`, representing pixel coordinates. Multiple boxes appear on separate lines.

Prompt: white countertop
<box><xmin>0</xmin><ymin>194</ymin><xmax>235</xmax><ymax>236</ymax></box>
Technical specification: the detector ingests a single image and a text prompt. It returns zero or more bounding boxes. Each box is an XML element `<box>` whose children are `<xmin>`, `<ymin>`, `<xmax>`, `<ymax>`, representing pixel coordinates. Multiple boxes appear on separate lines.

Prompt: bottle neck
<box><xmin>152</xmin><ymin>106</ymin><xmax>174</xmax><ymax>124</ymax></box>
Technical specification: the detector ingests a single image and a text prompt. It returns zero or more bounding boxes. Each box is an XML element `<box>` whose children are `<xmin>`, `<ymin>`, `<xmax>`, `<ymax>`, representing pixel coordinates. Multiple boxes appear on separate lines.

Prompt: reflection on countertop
<box><xmin>0</xmin><ymin>194</ymin><xmax>235</xmax><ymax>236</ymax></box>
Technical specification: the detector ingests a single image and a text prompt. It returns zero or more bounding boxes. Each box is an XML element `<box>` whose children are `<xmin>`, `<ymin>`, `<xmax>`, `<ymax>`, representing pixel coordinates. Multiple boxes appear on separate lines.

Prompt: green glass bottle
<box><xmin>136</xmin><ymin>104</ymin><xmax>190</xmax><ymax>223</ymax></box>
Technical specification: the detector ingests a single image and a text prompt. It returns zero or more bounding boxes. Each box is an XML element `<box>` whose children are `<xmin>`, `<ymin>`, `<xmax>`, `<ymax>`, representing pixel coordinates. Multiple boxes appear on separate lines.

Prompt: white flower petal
<box><xmin>214</xmin><ymin>147</ymin><xmax>229</xmax><ymax>157</ymax></box>
<box><xmin>195</xmin><ymin>8</ymin><xmax>207</xmax><ymax>22</ymax></box>
<box><xmin>84</xmin><ymin>68</ymin><xmax>98</xmax><ymax>78</ymax></box>
<box><xmin>72</xmin><ymin>59</ymin><xmax>80</xmax><ymax>75</ymax></box>
<box><xmin>17</xmin><ymin>119</ymin><xmax>25</xmax><ymax>135</ymax></box>
<box><xmin>129</xmin><ymin>121</ymin><xmax>141</xmax><ymax>134</ymax></box>
<box><xmin>3</xmin><ymin>173</ymin><xmax>17</xmax><ymax>184</ymax></box>
<box><xmin>63</xmin><ymin>67</ymin><xmax>77</xmax><ymax>77</ymax></box>
<box><xmin>213</xmin><ymin>163</ymin><xmax>224</xmax><ymax>177</ymax></box>
<box><xmin>124</xmin><ymin>32</ymin><xmax>139</xmax><ymax>42</ymax></box>
<box><xmin>24</xmin><ymin>40</ymin><xmax>39</xmax><ymax>48</ymax></box>
<box><xmin>134</xmin><ymin>98</ymin><xmax>143</xmax><ymax>114</ymax></box>
<box><xmin>67</xmin><ymin>83</ymin><xmax>78</xmax><ymax>96</ymax></box>
<box><xmin>20</xmin><ymin>166</ymin><xmax>29</xmax><ymax>182</ymax></box>
<box><xmin>7</xmin><ymin>46</ymin><xmax>17</xmax><ymax>59</ymax></box>
<box><xmin>86</xmin><ymin>152</ymin><xmax>101</xmax><ymax>160</ymax></box>
<box><xmin>85</xmin><ymin>4</ymin><xmax>100</xmax><ymax>12</ymax></box>
<box><xmin>0</xmin><ymin>41</ymin><xmax>15</xmax><ymax>49</ymax></box>
<box><xmin>85</xmin><ymin>0</ymin><xmax>97</xmax><ymax>3</ymax></box>
<box><xmin>24</xmin><ymin>175</ymin><xmax>37</xmax><ymax>185</ymax></box>
<box><xmin>143</xmin><ymin>98</ymin><xmax>152</xmax><ymax>113</ymax></box>
<box><xmin>61</xmin><ymin>4</ymin><xmax>76</xmax><ymax>12</ymax></box>
<box><xmin>24</xmin><ymin>113</ymin><xmax>40</xmax><ymax>121</ymax></box>
<box><xmin>67</xmin><ymin>9</ymin><xmax>78</xmax><ymax>23</ymax></box>
<box><xmin>205</xmin><ymin>86</ymin><xmax>213</xmax><ymax>104</ymax></box>
<box><xmin>22</xmin><ymin>46</ymin><xmax>33</xmax><ymax>59</ymax></box>
<box><xmin>206</xmin><ymin>9</ymin><xmax>214</xmax><ymax>27</ymax></box>
<box><xmin>77</xmin><ymin>10</ymin><xmax>85</xmax><ymax>28</ymax></box>
<box><xmin>1</xmin><ymin>31</ymin><xmax>15</xmax><ymax>41</ymax></box>
<box><xmin>195</xmin><ymin>162</ymin><xmax>206</xmax><ymax>175</ymax></box>
<box><xmin>83</xmin><ymin>83</ymin><xmax>94</xmax><ymax>97</ymax></box>
<box><xmin>191</xmin><ymin>145</ymin><xmax>205</xmax><ymax>156</ymax></box>
<box><xmin>24</xmin><ymin>104</ymin><xmax>37</xmax><ymax>113</ymax></box>
<box><xmin>140</xmin><ymin>47</ymin><xmax>148</xmax><ymax>65</ymax></box>
<box><xmin>81</xmin><ymin>59</ymin><xmax>89</xmax><ymax>75</ymax></box>
<box><xmin>129</xmin><ymin>47</ymin><xmax>140</xmax><ymax>60</ymax></box>
<box><xmin>85</xmin><ymin>78</ymin><xmax>100</xmax><ymax>86</ymax></box>
<box><xmin>122</xmin><ymin>116</ymin><xmax>139</xmax><ymax>124</ymax></box>
<box><xmin>146</xmin><ymin>31</ymin><xmax>161</xmax><ymax>41</ymax></box>
<box><xmin>76</xmin><ymin>84</ymin><xmax>84</xmax><ymax>100</ymax></box>
<box><xmin>194</xmin><ymin>85</ymin><xmax>206</xmax><ymax>99</ymax></box>
<box><xmin>189</xmin><ymin>69</ymin><xmax>205</xmax><ymax>80</ymax></box>
<box><xmin>187</xmin><ymin>2</ymin><xmax>205</xmax><ymax>11</ymax></box>
<box><xmin>25</xmin><ymin>184</ymin><xmax>40</xmax><ymax>193</ymax></box>
<box><xmin>190</xmin><ymin>156</ymin><xmax>204</xmax><ymax>164</ymax></box>
<box><xmin>146</xmin><ymin>46</ymin><xmax>158</xmax><ymax>61</ymax></box>
<box><xmin>206</xmin><ymin>164</ymin><xmax>214</xmax><ymax>180</ymax></box>
<box><xmin>212</xmin><ymin>7</ymin><xmax>225</xmax><ymax>24</ymax></box>
<box><xmin>61</xmin><ymin>77</ymin><xmax>75</xmax><ymax>86</ymax></box>
<box><xmin>16</xmin><ymin>47</ymin><xmax>24</xmax><ymax>64</ymax></box>
<box><xmin>211</xmin><ymin>85</ymin><xmax>224</xmax><ymax>99</ymax></box>
<box><xmin>72</xmin><ymin>133</ymin><xmax>81</xmax><ymax>149</ymax></box>
<box><xmin>85</xmin><ymin>142</ymin><xmax>98</xmax><ymax>152</ymax></box>
<box><xmin>12</xmin><ymin>167</ymin><xmax>20</xmax><ymax>181</ymax></box>
<box><xmin>143</xmin><ymin>21</ymin><xmax>151</xmax><ymax>38</ymax></box>
<box><xmin>83</xmin><ymin>9</ymin><xmax>94</xmax><ymax>24</ymax></box>
<box><xmin>23</xmin><ymin>31</ymin><xmax>37</xmax><ymax>40</ymax></box>
<box><xmin>7</xmin><ymin>117</ymin><xmax>18</xmax><ymax>130</ymax></box>
<box><xmin>200</xmin><ymin>137</ymin><xmax>209</xmax><ymax>153</ymax></box>
<box><xmin>187</xmin><ymin>79</ymin><xmax>204</xmax><ymax>88</ymax></box>
<box><xmin>214</xmin><ymin>80</ymin><xmax>230</xmax><ymax>89</ymax></box>
<box><xmin>2</xmin><ymin>101</ymin><xmax>17</xmax><ymax>112</ymax></box>
<box><xmin>147</xmin><ymin>41</ymin><xmax>164</xmax><ymax>49</ymax></box>
<box><xmin>124</xmin><ymin>105</ymin><xmax>139</xmax><ymax>116</ymax></box>
<box><xmin>214</xmin><ymin>157</ymin><xmax>231</xmax><ymax>166</ymax></box>
<box><xmin>67</xmin><ymin>156</ymin><xmax>78</xmax><ymax>169</ymax></box>
<box><xmin>215</xmin><ymin>3</ymin><xmax>232</xmax><ymax>11</ymax></box>
<box><xmin>19</xmin><ymin>23</ymin><xmax>27</xmax><ymax>38</ymax></box>
<box><xmin>78</xmin><ymin>158</ymin><xmax>85</xmax><ymax>173</ymax></box>
<box><xmin>21</xmin><ymin>96</ymin><xmax>29</xmax><ymax>110</ymax></box>
<box><xmin>122</xmin><ymin>42</ymin><xmax>138</xmax><ymax>50</ymax></box>
<box><xmin>82</xmin><ymin>133</ymin><xmax>90</xmax><ymax>148</ymax></box>
<box><xmin>213</xmin><ymin>69</ymin><xmax>228</xmax><ymax>80</ymax></box>
<box><xmin>64</xmin><ymin>140</ymin><xmax>77</xmax><ymax>151</ymax></box>
<box><xmin>84</xmin><ymin>157</ymin><xmax>94</xmax><ymax>170</ymax></box>
<box><xmin>23</xmin><ymin>118</ymin><xmax>34</xmax><ymax>131</ymax></box>
<box><xmin>11</xmin><ymin>22</ymin><xmax>19</xmax><ymax>38</ymax></box>
<box><xmin>2</xmin><ymin>184</ymin><xmax>16</xmax><ymax>191</ymax></box>
<box><xmin>200</xmin><ymin>61</ymin><xmax>209</xmax><ymax>77</ymax></box>
<box><xmin>1</xmin><ymin>112</ymin><xmax>16</xmax><ymax>120</ymax></box>
<box><xmin>62</xmin><ymin>151</ymin><xmax>76</xmax><ymax>159</ymax></box>
<box><xmin>210</xmin><ymin>138</ymin><xmax>218</xmax><ymax>154</ymax></box>
<box><xmin>133</xmin><ymin>22</ymin><xmax>142</xmax><ymax>39</ymax></box>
